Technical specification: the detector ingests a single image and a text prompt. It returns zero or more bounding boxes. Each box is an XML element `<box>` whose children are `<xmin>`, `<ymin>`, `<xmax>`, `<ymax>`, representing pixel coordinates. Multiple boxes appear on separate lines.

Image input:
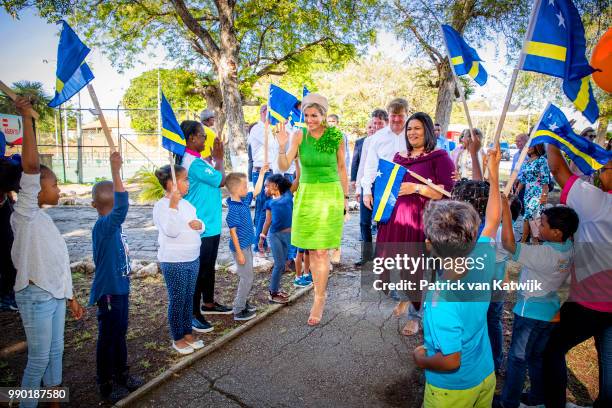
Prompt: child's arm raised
<box><xmin>501</xmin><ymin>193</ymin><xmax>516</xmax><ymax>254</ymax></box>
<box><xmin>253</xmin><ymin>163</ymin><xmax>269</xmax><ymax>197</ymax></box>
<box><xmin>15</xmin><ymin>97</ymin><xmax>38</xmax><ymax>174</ymax></box>
<box><xmin>481</xmin><ymin>144</ymin><xmax>502</xmax><ymax>240</ymax></box>
<box><xmin>110</xmin><ymin>151</ymin><xmax>125</xmax><ymax>192</ymax></box>
<box><xmin>413</xmin><ymin>346</ymin><xmax>461</xmax><ymax>371</ymax></box>
<box><xmin>229</xmin><ymin>228</ymin><xmax>245</xmax><ymax>265</ymax></box>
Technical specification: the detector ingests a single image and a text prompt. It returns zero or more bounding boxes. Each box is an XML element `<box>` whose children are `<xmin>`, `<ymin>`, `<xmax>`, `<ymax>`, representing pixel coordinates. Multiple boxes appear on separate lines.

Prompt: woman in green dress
<box><xmin>277</xmin><ymin>93</ymin><xmax>348</xmax><ymax>326</ymax></box>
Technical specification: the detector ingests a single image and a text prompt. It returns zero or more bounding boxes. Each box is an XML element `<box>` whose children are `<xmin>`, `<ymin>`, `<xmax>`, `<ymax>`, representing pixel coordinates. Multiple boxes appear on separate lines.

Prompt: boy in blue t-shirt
<box><xmin>497</xmin><ymin>199</ymin><xmax>578</xmax><ymax>408</ymax></box>
<box><xmin>225</xmin><ymin>165</ymin><xmax>268</xmax><ymax>321</ymax></box>
<box><xmin>414</xmin><ymin>147</ymin><xmax>502</xmax><ymax>407</ymax></box>
<box><xmin>90</xmin><ymin>152</ymin><xmax>142</xmax><ymax>402</ymax></box>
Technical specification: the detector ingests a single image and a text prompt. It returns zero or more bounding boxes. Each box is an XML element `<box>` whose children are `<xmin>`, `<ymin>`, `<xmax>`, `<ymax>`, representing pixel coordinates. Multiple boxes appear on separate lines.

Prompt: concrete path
<box><xmin>131</xmin><ymin>271</ymin><xmax>423</xmax><ymax>408</ymax></box>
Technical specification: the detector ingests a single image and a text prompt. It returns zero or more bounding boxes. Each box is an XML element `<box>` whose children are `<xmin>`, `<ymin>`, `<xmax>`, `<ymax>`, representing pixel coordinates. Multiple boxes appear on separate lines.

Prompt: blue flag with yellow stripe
<box><xmin>161</xmin><ymin>92</ymin><xmax>186</xmax><ymax>156</ymax></box>
<box><xmin>441</xmin><ymin>24</ymin><xmax>487</xmax><ymax>86</ymax></box>
<box><xmin>531</xmin><ymin>104</ymin><xmax>611</xmax><ymax>175</ymax></box>
<box><xmin>521</xmin><ymin>0</ymin><xmax>593</xmax><ymax>81</ymax></box>
<box><xmin>48</xmin><ymin>21</ymin><xmax>95</xmax><ymax>108</ymax></box>
<box><xmin>268</xmin><ymin>84</ymin><xmax>298</xmax><ymax>126</ymax></box>
<box><xmin>372</xmin><ymin>159</ymin><xmax>407</xmax><ymax>223</ymax></box>
<box><xmin>562</xmin><ymin>76</ymin><xmax>599</xmax><ymax>123</ymax></box>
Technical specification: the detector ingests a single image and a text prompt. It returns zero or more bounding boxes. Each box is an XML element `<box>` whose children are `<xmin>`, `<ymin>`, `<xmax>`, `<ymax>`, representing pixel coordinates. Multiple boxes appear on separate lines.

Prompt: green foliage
<box><xmin>130</xmin><ymin>166</ymin><xmax>164</xmax><ymax>203</ymax></box>
<box><xmin>312</xmin><ymin>55</ymin><xmax>439</xmax><ymax>137</ymax></box>
<box><xmin>122</xmin><ymin>69</ymin><xmax>206</xmax><ymax>132</ymax></box>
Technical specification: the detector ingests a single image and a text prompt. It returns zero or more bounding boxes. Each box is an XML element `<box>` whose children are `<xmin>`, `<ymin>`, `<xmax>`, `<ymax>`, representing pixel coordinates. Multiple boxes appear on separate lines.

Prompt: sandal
<box><xmin>401</xmin><ymin>320</ymin><xmax>419</xmax><ymax>336</ymax></box>
<box><xmin>307</xmin><ymin>293</ymin><xmax>327</xmax><ymax>326</ymax></box>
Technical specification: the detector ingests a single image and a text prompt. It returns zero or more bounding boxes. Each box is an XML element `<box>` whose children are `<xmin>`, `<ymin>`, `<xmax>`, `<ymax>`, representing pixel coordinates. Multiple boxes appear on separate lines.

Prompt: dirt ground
<box><xmin>0</xmin><ymin>264</ymin><xmax>299</xmax><ymax>407</ymax></box>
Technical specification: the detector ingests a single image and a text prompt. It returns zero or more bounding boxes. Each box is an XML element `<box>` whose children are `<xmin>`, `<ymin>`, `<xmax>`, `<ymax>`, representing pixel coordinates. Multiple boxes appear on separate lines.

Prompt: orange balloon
<box><xmin>591</xmin><ymin>27</ymin><xmax>612</xmax><ymax>93</ymax></box>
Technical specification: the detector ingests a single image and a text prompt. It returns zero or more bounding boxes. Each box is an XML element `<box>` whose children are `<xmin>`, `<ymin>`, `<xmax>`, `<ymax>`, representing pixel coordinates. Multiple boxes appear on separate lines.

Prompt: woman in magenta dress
<box><xmin>376</xmin><ymin>112</ymin><xmax>454</xmax><ymax>335</ymax></box>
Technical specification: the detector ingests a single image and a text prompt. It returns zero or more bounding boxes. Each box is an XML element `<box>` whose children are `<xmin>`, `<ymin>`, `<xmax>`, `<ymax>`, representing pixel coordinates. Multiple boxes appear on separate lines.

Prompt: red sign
<box><xmin>0</xmin><ymin>114</ymin><xmax>23</xmax><ymax>144</ymax></box>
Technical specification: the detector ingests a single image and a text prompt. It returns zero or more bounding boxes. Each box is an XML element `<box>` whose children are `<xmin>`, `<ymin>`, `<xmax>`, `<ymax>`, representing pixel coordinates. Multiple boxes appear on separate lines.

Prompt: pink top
<box><xmin>560</xmin><ymin>175</ymin><xmax>612</xmax><ymax>313</ymax></box>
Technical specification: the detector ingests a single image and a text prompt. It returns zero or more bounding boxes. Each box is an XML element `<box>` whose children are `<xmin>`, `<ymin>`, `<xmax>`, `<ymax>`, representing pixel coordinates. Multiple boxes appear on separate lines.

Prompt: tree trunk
<box><xmin>595</xmin><ymin>116</ymin><xmax>608</xmax><ymax>147</ymax></box>
<box><xmin>434</xmin><ymin>63</ymin><xmax>455</xmax><ymax>135</ymax></box>
<box><xmin>202</xmin><ymin>83</ymin><xmax>226</xmax><ymax>138</ymax></box>
<box><xmin>216</xmin><ymin>54</ymin><xmax>246</xmax><ymax>156</ymax></box>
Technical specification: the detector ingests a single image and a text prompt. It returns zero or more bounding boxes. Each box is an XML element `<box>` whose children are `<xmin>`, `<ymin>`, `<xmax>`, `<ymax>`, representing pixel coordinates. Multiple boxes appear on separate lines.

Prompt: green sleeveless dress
<box><xmin>292</xmin><ymin>128</ymin><xmax>344</xmax><ymax>249</ymax></box>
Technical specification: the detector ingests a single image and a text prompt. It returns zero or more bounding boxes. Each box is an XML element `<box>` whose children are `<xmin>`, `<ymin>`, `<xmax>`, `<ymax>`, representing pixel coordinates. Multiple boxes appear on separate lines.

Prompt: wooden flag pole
<box><xmin>485</xmin><ymin>0</ymin><xmax>541</xmax><ymax>179</ymax></box>
<box><xmin>502</xmin><ymin>102</ymin><xmax>550</xmax><ymax>196</ymax></box>
<box><xmin>0</xmin><ymin>80</ymin><xmax>40</xmax><ymax>120</ymax></box>
<box><xmin>439</xmin><ymin>26</ymin><xmax>476</xmax><ymax>141</ymax></box>
<box><xmin>169</xmin><ymin>151</ymin><xmax>177</xmax><ymax>186</ymax></box>
<box><xmin>407</xmin><ymin>168</ymin><xmax>452</xmax><ymax>198</ymax></box>
<box><xmin>87</xmin><ymin>83</ymin><xmax>116</xmax><ymax>151</ymax></box>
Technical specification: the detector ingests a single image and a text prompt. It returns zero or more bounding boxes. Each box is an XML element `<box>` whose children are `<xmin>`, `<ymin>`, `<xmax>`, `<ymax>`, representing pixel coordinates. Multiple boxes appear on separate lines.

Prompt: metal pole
<box><xmin>77</xmin><ymin>92</ymin><xmax>83</xmax><ymax>183</ymax></box>
<box><xmin>117</xmin><ymin>104</ymin><xmax>123</xmax><ymax>179</ymax></box>
<box><xmin>157</xmin><ymin>69</ymin><xmax>162</xmax><ymax>164</ymax></box>
<box><xmin>58</xmin><ymin>106</ymin><xmax>67</xmax><ymax>183</ymax></box>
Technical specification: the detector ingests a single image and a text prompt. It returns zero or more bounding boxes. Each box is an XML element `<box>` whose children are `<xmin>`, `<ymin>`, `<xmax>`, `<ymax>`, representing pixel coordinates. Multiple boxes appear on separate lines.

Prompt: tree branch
<box><xmin>170</xmin><ymin>0</ymin><xmax>220</xmax><ymax>61</ymax></box>
<box><xmin>254</xmin><ymin>37</ymin><xmax>331</xmax><ymax>78</ymax></box>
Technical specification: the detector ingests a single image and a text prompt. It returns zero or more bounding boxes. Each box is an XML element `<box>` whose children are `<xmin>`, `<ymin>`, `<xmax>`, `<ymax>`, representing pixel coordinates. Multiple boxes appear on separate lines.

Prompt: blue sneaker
<box><xmin>192</xmin><ymin>317</ymin><xmax>214</xmax><ymax>333</ymax></box>
<box><xmin>303</xmin><ymin>273</ymin><xmax>312</xmax><ymax>283</ymax></box>
<box><xmin>293</xmin><ymin>276</ymin><xmax>312</xmax><ymax>288</ymax></box>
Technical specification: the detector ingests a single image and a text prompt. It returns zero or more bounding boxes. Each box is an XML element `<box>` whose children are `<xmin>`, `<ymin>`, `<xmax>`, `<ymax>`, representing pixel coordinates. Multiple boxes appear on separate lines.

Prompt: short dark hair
<box><xmin>451</xmin><ymin>179</ymin><xmax>490</xmax><ymax>219</ymax></box>
<box><xmin>423</xmin><ymin>200</ymin><xmax>481</xmax><ymax>258</ymax></box>
<box><xmin>434</xmin><ymin>123</ymin><xmax>441</xmax><ymax>127</ymax></box>
<box><xmin>405</xmin><ymin>112</ymin><xmax>437</xmax><ymax>153</ymax></box>
<box><xmin>531</xmin><ymin>143</ymin><xmax>546</xmax><ymax>157</ymax></box>
<box><xmin>0</xmin><ymin>157</ymin><xmax>22</xmax><ymax>193</ymax></box>
<box><xmin>328</xmin><ymin>114</ymin><xmax>340</xmax><ymax>122</ymax></box>
<box><xmin>155</xmin><ymin>165</ymin><xmax>186</xmax><ymax>190</ymax></box>
<box><xmin>180</xmin><ymin>120</ymin><xmax>204</xmax><ymax>143</ymax></box>
<box><xmin>267</xmin><ymin>174</ymin><xmax>292</xmax><ymax>194</ymax></box>
<box><xmin>542</xmin><ymin>206</ymin><xmax>579</xmax><ymax>241</ymax></box>
<box><xmin>510</xmin><ymin>197</ymin><xmax>522</xmax><ymax>221</ymax></box>
<box><xmin>371</xmin><ymin>109</ymin><xmax>388</xmax><ymax>122</ymax></box>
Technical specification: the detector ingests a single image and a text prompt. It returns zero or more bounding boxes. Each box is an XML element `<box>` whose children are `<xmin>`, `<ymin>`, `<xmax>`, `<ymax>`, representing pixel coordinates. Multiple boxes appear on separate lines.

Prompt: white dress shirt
<box><xmin>11</xmin><ymin>173</ymin><xmax>73</xmax><ymax>299</ymax></box>
<box><xmin>360</xmin><ymin>126</ymin><xmax>407</xmax><ymax>195</ymax></box>
<box><xmin>248</xmin><ymin>121</ymin><xmax>279</xmax><ymax>170</ymax></box>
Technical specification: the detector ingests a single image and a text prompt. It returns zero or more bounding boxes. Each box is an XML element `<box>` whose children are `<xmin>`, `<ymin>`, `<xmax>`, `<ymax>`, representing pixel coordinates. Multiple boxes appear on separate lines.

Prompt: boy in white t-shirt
<box><xmin>498</xmin><ymin>196</ymin><xmax>579</xmax><ymax>408</ymax></box>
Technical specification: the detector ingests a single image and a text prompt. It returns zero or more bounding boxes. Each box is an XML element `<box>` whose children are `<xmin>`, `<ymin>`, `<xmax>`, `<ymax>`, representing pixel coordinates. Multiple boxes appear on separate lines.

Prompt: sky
<box><xmin>0</xmin><ymin>7</ymin><xmax>593</xmax><ymax>129</ymax></box>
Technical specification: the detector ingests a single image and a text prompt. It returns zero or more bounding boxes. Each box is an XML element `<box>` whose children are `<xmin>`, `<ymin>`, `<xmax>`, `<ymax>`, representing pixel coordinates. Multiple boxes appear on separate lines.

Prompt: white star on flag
<box><xmin>556</xmin><ymin>11</ymin><xmax>565</xmax><ymax>28</ymax></box>
<box><xmin>548</xmin><ymin>122</ymin><xmax>559</xmax><ymax>131</ymax></box>
<box><xmin>548</xmin><ymin>0</ymin><xmax>555</xmax><ymax>5</ymax></box>
<box><xmin>376</xmin><ymin>170</ymin><xmax>383</xmax><ymax>179</ymax></box>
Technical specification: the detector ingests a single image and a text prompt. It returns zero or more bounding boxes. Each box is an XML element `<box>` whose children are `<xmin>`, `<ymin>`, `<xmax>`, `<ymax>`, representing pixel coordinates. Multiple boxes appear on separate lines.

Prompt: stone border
<box><xmin>114</xmin><ymin>285</ymin><xmax>313</xmax><ymax>407</ymax></box>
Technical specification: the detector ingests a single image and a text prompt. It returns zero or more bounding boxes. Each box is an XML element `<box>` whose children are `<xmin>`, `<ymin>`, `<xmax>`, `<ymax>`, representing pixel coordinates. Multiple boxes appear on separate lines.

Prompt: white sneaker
<box><xmin>172</xmin><ymin>342</ymin><xmax>194</xmax><ymax>355</ymax></box>
<box><xmin>185</xmin><ymin>339</ymin><xmax>205</xmax><ymax>350</ymax></box>
<box><xmin>566</xmin><ymin>403</ymin><xmax>591</xmax><ymax>408</ymax></box>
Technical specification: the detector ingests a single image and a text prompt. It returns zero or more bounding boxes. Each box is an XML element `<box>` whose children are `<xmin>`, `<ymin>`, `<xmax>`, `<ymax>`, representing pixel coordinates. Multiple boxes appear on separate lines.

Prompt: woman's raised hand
<box><xmin>276</xmin><ymin>121</ymin><xmax>289</xmax><ymax>148</ymax></box>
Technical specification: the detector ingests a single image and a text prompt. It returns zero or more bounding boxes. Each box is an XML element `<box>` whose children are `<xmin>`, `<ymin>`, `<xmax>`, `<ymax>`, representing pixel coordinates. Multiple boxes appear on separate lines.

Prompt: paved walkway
<box><xmin>132</xmin><ymin>271</ymin><xmax>423</xmax><ymax>408</ymax></box>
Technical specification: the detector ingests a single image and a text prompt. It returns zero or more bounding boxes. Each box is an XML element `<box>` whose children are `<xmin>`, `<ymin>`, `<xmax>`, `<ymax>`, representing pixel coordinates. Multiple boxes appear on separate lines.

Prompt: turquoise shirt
<box><xmin>184</xmin><ymin>156</ymin><xmax>223</xmax><ymax>237</ymax></box>
<box><xmin>423</xmin><ymin>236</ymin><xmax>496</xmax><ymax>390</ymax></box>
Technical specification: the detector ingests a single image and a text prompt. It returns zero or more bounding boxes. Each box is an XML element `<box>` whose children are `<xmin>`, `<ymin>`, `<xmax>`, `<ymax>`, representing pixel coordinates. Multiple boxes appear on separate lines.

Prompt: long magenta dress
<box><xmin>376</xmin><ymin>149</ymin><xmax>455</xmax><ymax>305</ymax></box>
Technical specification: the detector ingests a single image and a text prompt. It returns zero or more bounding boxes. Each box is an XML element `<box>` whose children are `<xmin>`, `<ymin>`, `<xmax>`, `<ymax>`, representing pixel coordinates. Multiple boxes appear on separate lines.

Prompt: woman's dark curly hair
<box><xmin>451</xmin><ymin>178</ymin><xmax>490</xmax><ymax>219</ymax></box>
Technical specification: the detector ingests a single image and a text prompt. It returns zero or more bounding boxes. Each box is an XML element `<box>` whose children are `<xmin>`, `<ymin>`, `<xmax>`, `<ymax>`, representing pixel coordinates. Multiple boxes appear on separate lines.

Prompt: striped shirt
<box><xmin>226</xmin><ymin>192</ymin><xmax>255</xmax><ymax>252</ymax></box>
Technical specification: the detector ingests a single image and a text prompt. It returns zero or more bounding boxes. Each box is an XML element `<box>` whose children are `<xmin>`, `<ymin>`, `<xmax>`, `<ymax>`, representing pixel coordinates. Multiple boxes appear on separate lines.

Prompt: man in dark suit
<box><xmin>353</xmin><ymin>109</ymin><xmax>388</xmax><ymax>266</ymax></box>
